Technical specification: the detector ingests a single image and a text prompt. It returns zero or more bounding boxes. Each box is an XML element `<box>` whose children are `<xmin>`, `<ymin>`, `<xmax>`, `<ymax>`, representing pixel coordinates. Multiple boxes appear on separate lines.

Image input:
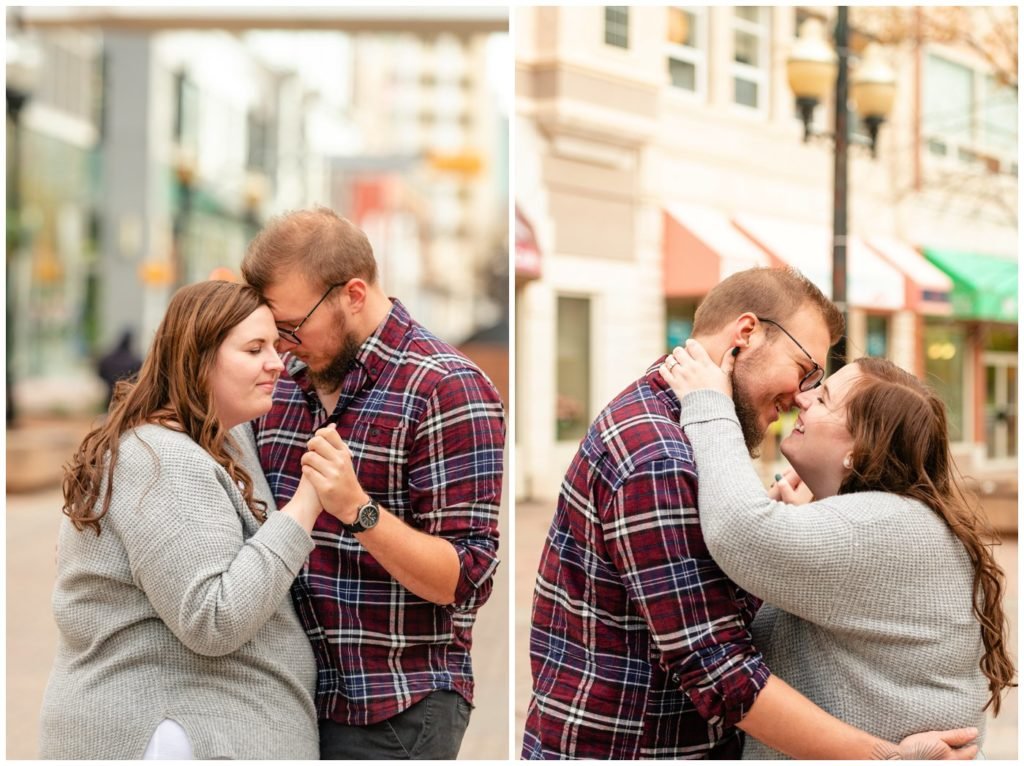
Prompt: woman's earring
<box><xmin>842</xmin><ymin>455</ymin><xmax>853</xmax><ymax>470</ymax></box>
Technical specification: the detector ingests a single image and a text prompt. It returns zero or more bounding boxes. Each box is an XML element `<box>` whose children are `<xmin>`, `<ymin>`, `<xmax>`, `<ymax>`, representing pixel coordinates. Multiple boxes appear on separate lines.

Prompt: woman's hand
<box><xmin>659</xmin><ymin>339</ymin><xmax>735</xmax><ymax>400</ymax></box>
<box><xmin>769</xmin><ymin>468</ymin><xmax>814</xmax><ymax>505</ymax></box>
<box><xmin>300</xmin><ymin>424</ymin><xmax>369</xmax><ymax>526</ymax></box>
<box><xmin>278</xmin><ymin>468</ymin><xmax>323</xmax><ymax>533</ymax></box>
<box><xmin>890</xmin><ymin>727</ymin><xmax>979</xmax><ymax>760</ymax></box>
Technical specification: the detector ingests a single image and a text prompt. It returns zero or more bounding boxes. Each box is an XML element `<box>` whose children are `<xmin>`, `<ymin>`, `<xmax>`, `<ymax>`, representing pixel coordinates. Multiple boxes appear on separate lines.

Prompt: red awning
<box><xmin>864</xmin><ymin>236</ymin><xmax>953</xmax><ymax>316</ymax></box>
<box><xmin>663</xmin><ymin>202</ymin><xmax>770</xmax><ymax>297</ymax></box>
<box><xmin>515</xmin><ymin>204</ymin><xmax>542</xmax><ymax>281</ymax></box>
<box><xmin>732</xmin><ymin>213</ymin><xmax>907</xmax><ymax>311</ymax></box>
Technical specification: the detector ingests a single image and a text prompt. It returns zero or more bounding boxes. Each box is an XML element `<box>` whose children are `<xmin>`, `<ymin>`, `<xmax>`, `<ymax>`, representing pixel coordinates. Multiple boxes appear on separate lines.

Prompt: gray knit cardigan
<box><xmin>679</xmin><ymin>390</ymin><xmax>988</xmax><ymax>759</ymax></box>
<box><xmin>38</xmin><ymin>423</ymin><xmax>319</xmax><ymax>760</ymax></box>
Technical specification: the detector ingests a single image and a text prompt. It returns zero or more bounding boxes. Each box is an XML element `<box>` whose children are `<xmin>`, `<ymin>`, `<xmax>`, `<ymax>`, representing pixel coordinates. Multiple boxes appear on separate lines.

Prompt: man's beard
<box><xmin>731</xmin><ymin>351</ymin><xmax>769</xmax><ymax>457</ymax></box>
<box><xmin>307</xmin><ymin>332</ymin><xmax>362</xmax><ymax>392</ymax></box>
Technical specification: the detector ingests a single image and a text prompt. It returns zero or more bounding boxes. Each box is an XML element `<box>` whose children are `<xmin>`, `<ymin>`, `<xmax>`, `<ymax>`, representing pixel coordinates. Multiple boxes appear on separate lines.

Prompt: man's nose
<box><xmin>275</xmin><ymin>336</ymin><xmax>298</xmax><ymax>353</ymax></box>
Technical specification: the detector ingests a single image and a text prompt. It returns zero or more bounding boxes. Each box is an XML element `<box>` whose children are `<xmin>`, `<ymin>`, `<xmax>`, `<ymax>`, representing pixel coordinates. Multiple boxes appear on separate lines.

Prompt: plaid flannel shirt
<box><xmin>253</xmin><ymin>299</ymin><xmax>505</xmax><ymax>725</ymax></box>
<box><xmin>522</xmin><ymin>359</ymin><xmax>770</xmax><ymax>759</ymax></box>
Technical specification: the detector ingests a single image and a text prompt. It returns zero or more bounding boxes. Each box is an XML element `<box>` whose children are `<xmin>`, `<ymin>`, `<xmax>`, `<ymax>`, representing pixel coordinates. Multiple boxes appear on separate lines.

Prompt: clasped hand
<box><xmin>658</xmin><ymin>339</ymin><xmax>734</xmax><ymax>399</ymax></box>
<box><xmin>292</xmin><ymin>424</ymin><xmax>368</xmax><ymax>525</ymax></box>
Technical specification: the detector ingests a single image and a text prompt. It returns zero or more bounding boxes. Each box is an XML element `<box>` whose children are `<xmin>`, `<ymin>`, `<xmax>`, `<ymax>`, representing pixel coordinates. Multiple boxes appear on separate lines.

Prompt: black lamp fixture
<box><xmin>786</xmin><ymin>17</ymin><xmax>897</xmax><ymax>157</ymax></box>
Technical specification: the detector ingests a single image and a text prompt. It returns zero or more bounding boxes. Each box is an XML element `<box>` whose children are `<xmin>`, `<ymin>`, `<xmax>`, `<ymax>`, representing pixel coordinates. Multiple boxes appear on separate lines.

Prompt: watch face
<box><xmin>359</xmin><ymin>503</ymin><xmax>380</xmax><ymax>529</ymax></box>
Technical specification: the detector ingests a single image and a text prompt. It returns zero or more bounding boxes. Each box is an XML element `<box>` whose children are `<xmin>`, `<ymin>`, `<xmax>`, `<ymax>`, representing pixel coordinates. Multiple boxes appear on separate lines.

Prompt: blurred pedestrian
<box><xmin>97</xmin><ymin>329</ymin><xmax>143</xmax><ymax>408</ymax></box>
<box><xmin>40</xmin><ymin>280</ymin><xmax>354</xmax><ymax>759</ymax></box>
<box><xmin>523</xmin><ymin>267</ymin><xmax>980</xmax><ymax>759</ymax></box>
<box><xmin>242</xmin><ymin>207</ymin><xmax>506</xmax><ymax>760</ymax></box>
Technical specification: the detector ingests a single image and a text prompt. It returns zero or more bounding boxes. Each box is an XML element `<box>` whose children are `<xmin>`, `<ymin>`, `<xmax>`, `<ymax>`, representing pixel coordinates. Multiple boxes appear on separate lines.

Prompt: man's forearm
<box><xmin>737</xmin><ymin>675</ymin><xmax>888</xmax><ymax>759</ymax></box>
<box><xmin>353</xmin><ymin>505</ymin><xmax>461</xmax><ymax>605</ymax></box>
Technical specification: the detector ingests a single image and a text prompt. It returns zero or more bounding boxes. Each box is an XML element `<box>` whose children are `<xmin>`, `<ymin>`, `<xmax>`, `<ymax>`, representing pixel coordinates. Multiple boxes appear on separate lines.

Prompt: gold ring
<box><xmin>666</xmin><ymin>357</ymin><xmax>678</xmax><ymax>370</ymax></box>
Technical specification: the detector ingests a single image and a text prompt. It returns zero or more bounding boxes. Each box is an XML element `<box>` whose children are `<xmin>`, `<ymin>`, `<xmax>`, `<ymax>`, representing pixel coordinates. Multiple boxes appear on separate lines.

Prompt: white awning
<box><xmin>732</xmin><ymin>213</ymin><xmax>906</xmax><ymax>311</ymax></box>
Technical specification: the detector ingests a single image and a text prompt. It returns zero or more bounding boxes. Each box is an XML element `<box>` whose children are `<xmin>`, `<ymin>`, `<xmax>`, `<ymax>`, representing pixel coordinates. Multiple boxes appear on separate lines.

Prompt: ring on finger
<box><xmin>665</xmin><ymin>357</ymin><xmax>678</xmax><ymax>371</ymax></box>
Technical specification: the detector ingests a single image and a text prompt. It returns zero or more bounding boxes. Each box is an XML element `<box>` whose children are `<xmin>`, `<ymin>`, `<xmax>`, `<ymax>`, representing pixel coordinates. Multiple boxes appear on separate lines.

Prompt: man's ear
<box><xmin>341</xmin><ymin>278</ymin><xmax>368</xmax><ymax>314</ymax></box>
<box><xmin>731</xmin><ymin>313</ymin><xmax>758</xmax><ymax>350</ymax></box>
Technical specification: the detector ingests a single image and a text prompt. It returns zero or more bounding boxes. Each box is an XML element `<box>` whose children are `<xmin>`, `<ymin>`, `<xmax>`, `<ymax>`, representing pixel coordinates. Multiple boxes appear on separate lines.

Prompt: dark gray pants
<box><xmin>319</xmin><ymin>690</ymin><xmax>472</xmax><ymax>760</ymax></box>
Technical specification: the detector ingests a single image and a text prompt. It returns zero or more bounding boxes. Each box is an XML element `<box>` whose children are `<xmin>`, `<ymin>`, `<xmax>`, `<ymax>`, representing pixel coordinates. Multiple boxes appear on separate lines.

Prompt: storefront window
<box><xmin>924</xmin><ymin>321</ymin><xmax>966</xmax><ymax>441</ymax></box>
<box><xmin>556</xmin><ymin>296</ymin><xmax>591</xmax><ymax>441</ymax></box>
<box><xmin>866</xmin><ymin>314</ymin><xmax>888</xmax><ymax>357</ymax></box>
<box><xmin>666</xmin><ymin>298</ymin><xmax>698</xmax><ymax>350</ymax></box>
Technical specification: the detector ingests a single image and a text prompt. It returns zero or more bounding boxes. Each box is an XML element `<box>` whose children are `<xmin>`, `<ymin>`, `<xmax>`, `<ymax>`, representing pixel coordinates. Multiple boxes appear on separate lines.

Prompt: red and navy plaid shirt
<box><xmin>253</xmin><ymin>299</ymin><xmax>505</xmax><ymax>726</ymax></box>
<box><xmin>522</xmin><ymin>358</ymin><xmax>770</xmax><ymax>759</ymax></box>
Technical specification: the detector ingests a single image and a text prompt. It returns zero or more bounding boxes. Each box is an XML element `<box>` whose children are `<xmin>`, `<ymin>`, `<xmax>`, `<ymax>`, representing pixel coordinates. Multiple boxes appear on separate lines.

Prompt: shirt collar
<box><xmin>646</xmin><ymin>355</ymin><xmax>682</xmax><ymax>417</ymax></box>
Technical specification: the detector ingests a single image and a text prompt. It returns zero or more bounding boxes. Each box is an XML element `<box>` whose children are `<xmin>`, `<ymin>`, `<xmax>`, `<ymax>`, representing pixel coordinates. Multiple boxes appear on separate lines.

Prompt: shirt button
<box><xmin>370</xmin><ymin>427</ymin><xmax>381</xmax><ymax>437</ymax></box>
<box><xmin>671</xmin><ymin>673</ymin><xmax>681</xmax><ymax>684</ymax></box>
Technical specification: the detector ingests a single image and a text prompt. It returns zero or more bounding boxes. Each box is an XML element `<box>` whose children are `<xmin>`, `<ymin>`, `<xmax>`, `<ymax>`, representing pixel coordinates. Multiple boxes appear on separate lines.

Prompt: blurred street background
<box><xmin>5</xmin><ymin>5</ymin><xmax>509</xmax><ymax>759</ymax></box>
<box><xmin>513</xmin><ymin>4</ymin><xmax>1017</xmax><ymax>758</ymax></box>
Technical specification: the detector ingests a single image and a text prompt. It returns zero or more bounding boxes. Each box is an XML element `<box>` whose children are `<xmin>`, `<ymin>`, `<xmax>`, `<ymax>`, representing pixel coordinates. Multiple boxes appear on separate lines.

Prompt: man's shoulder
<box><xmin>389</xmin><ymin>316</ymin><xmax>499</xmax><ymax>396</ymax></box>
<box><xmin>583</xmin><ymin>372</ymin><xmax>694</xmax><ymax>479</ymax></box>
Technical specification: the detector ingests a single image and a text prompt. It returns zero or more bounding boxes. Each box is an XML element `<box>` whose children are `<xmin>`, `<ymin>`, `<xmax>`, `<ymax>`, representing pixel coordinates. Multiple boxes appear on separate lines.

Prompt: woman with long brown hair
<box><xmin>661</xmin><ymin>344</ymin><xmax>1014</xmax><ymax>759</ymax></box>
<box><xmin>39</xmin><ymin>281</ymin><xmax>347</xmax><ymax>759</ymax></box>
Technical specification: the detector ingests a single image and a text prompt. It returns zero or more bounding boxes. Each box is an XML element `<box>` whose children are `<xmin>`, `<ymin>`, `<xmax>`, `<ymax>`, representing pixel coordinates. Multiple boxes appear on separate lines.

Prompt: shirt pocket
<box><xmin>348</xmin><ymin>412</ymin><xmax>411</xmax><ymax>515</ymax></box>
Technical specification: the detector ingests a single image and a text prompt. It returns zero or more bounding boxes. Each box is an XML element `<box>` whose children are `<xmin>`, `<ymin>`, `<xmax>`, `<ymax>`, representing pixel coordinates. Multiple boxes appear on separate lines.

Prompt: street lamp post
<box><xmin>786</xmin><ymin>8</ymin><xmax>896</xmax><ymax>373</ymax></box>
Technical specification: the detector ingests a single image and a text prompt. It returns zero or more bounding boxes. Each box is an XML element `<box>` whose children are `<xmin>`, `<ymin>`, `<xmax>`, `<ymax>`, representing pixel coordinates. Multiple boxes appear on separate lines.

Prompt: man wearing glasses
<box><xmin>525</xmin><ymin>266</ymin><xmax>870</xmax><ymax>759</ymax></box>
<box><xmin>241</xmin><ymin>207</ymin><xmax>505</xmax><ymax>759</ymax></box>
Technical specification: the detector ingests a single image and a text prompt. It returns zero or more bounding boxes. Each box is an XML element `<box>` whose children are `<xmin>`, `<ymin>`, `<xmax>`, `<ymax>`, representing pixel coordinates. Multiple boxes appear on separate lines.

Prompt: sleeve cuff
<box><xmin>253</xmin><ymin>511</ymin><xmax>315</xmax><ymax>576</ymax></box>
<box><xmin>450</xmin><ymin>542</ymin><xmax>500</xmax><ymax>611</ymax></box>
<box><xmin>672</xmin><ymin>648</ymin><xmax>771</xmax><ymax>728</ymax></box>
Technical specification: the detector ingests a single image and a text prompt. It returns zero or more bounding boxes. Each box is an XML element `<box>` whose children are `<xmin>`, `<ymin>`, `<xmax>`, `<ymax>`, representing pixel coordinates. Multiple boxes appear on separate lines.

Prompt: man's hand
<box><xmin>301</xmin><ymin>424</ymin><xmax>369</xmax><ymax>525</ymax></box>
<box><xmin>659</xmin><ymin>339</ymin><xmax>735</xmax><ymax>400</ymax></box>
<box><xmin>872</xmin><ymin>727</ymin><xmax>979</xmax><ymax>760</ymax></box>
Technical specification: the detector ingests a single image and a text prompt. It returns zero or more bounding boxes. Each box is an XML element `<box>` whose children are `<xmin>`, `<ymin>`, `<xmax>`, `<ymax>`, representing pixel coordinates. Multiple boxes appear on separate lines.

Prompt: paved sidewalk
<box><xmin>515</xmin><ymin>498</ymin><xmax>1018</xmax><ymax>759</ymax></box>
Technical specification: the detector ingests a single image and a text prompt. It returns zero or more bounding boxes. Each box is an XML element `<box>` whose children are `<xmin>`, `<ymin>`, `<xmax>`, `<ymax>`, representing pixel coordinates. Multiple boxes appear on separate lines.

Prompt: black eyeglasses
<box><xmin>756</xmin><ymin>316</ymin><xmax>824</xmax><ymax>392</ymax></box>
<box><xmin>277</xmin><ymin>282</ymin><xmax>345</xmax><ymax>346</ymax></box>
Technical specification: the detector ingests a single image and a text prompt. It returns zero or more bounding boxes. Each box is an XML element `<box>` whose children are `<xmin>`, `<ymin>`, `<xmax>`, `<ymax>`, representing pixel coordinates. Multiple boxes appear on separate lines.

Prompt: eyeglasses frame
<box><xmin>277</xmin><ymin>281</ymin><xmax>347</xmax><ymax>346</ymax></box>
<box><xmin>755</xmin><ymin>316</ymin><xmax>824</xmax><ymax>392</ymax></box>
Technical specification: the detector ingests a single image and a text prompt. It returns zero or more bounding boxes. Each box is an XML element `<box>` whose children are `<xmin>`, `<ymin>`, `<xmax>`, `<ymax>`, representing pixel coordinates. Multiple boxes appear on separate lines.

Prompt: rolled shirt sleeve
<box><xmin>408</xmin><ymin>368</ymin><xmax>505</xmax><ymax>611</ymax></box>
<box><xmin>602</xmin><ymin>459</ymin><xmax>771</xmax><ymax>727</ymax></box>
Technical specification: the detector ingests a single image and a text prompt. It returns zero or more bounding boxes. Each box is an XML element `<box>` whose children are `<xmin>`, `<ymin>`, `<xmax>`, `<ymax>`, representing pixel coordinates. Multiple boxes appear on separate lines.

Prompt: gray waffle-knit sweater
<box><xmin>679</xmin><ymin>390</ymin><xmax>988</xmax><ymax>759</ymax></box>
<box><xmin>38</xmin><ymin>423</ymin><xmax>319</xmax><ymax>760</ymax></box>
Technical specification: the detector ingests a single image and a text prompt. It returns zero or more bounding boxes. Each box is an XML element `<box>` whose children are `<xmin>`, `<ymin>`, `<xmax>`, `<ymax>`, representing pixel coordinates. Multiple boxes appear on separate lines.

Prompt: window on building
<box><xmin>923</xmin><ymin>53</ymin><xmax>1018</xmax><ymax>171</ymax></box>
<box><xmin>604</xmin><ymin>7</ymin><xmax>630</xmax><ymax>49</ymax></box>
<box><xmin>865</xmin><ymin>314</ymin><xmax>889</xmax><ymax>357</ymax></box>
<box><xmin>981</xmin><ymin>74</ymin><xmax>1017</xmax><ymax>159</ymax></box>
<box><xmin>732</xmin><ymin>6</ymin><xmax>771</xmax><ymax>110</ymax></box>
<box><xmin>246</xmin><ymin>111</ymin><xmax>269</xmax><ymax>172</ymax></box>
<box><xmin>665</xmin><ymin>7</ymin><xmax>707</xmax><ymax>96</ymax></box>
<box><xmin>666</xmin><ymin>297</ymin><xmax>699</xmax><ymax>349</ymax></box>
<box><xmin>556</xmin><ymin>296</ymin><xmax>591</xmax><ymax>442</ymax></box>
<box><xmin>173</xmin><ymin>71</ymin><xmax>199</xmax><ymax>152</ymax></box>
<box><xmin>924</xmin><ymin>320</ymin><xmax>966</xmax><ymax>441</ymax></box>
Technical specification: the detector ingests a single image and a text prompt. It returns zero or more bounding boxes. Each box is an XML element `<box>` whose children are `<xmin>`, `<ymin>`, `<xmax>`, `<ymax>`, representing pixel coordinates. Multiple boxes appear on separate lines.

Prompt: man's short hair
<box><xmin>692</xmin><ymin>267</ymin><xmax>844</xmax><ymax>344</ymax></box>
<box><xmin>241</xmin><ymin>206</ymin><xmax>378</xmax><ymax>292</ymax></box>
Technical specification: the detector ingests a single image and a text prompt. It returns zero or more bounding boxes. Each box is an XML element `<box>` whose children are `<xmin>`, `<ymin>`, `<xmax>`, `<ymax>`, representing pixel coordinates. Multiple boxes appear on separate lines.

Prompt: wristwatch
<box><xmin>340</xmin><ymin>498</ymin><xmax>380</xmax><ymax>534</ymax></box>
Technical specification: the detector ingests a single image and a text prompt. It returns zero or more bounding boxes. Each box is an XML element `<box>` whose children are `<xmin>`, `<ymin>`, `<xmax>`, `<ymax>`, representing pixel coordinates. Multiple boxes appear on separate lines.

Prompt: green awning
<box><xmin>922</xmin><ymin>247</ymin><xmax>1017</xmax><ymax>323</ymax></box>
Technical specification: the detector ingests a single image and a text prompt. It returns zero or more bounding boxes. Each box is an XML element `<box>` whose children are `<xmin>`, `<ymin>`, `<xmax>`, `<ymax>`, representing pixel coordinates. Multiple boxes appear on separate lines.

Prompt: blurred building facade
<box><xmin>515</xmin><ymin>6</ymin><xmax>1017</xmax><ymax>499</ymax></box>
<box><xmin>8</xmin><ymin>8</ymin><xmax>508</xmax><ymax>418</ymax></box>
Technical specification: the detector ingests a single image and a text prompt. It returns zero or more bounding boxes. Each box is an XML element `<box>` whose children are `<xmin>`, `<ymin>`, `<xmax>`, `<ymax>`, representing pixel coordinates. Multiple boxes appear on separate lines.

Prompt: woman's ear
<box><xmin>842</xmin><ymin>453</ymin><xmax>853</xmax><ymax>470</ymax></box>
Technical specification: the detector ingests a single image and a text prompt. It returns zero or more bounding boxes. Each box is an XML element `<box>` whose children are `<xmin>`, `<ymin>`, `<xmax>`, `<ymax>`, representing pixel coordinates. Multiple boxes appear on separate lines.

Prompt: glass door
<box><xmin>982</xmin><ymin>352</ymin><xmax>1017</xmax><ymax>463</ymax></box>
